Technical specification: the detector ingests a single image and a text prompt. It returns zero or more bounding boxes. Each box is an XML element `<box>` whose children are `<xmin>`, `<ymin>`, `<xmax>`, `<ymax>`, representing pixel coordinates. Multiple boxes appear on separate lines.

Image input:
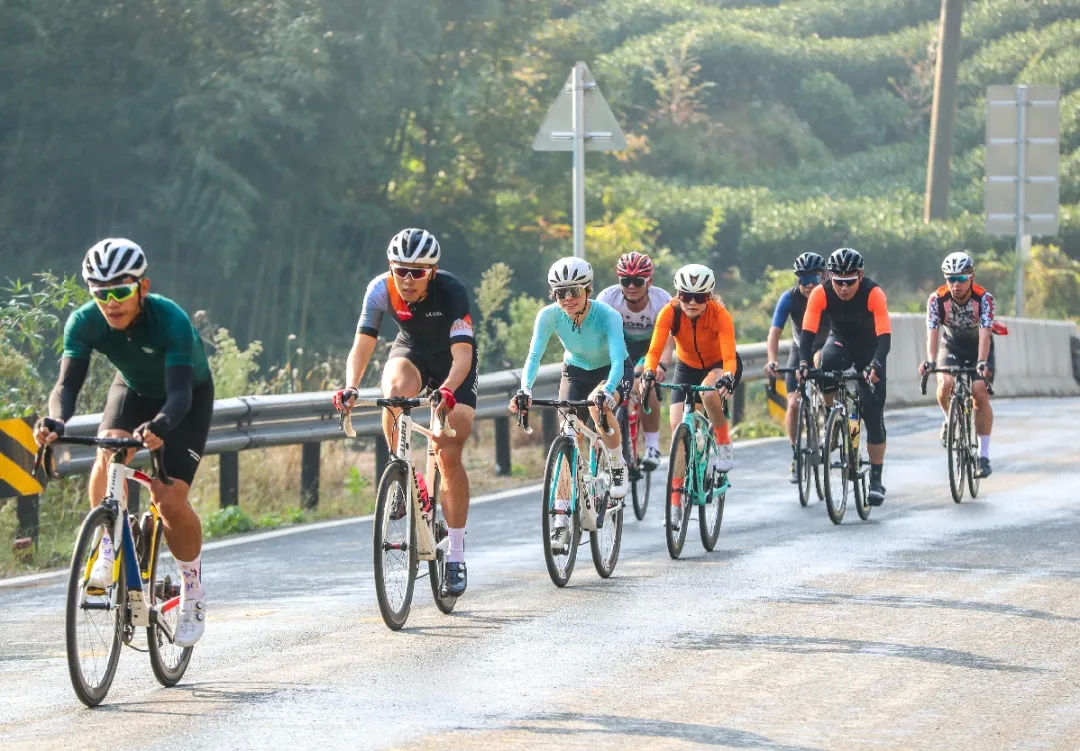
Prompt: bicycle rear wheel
<box><xmin>947</xmin><ymin>395</ymin><xmax>966</xmax><ymax>503</ymax></box>
<box><xmin>66</xmin><ymin>505</ymin><xmax>125</xmax><ymax>707</ymax></box>
<box><xmin>621</xmin><ymin>406</ymin><xmax>649</xmax><ymax>521</ymax></box>
<box><xmin>795</xmin><ymin>395</ymin><xmax>814</xmax><ymax>507</ymax></box>
<box><xmin>966</xmin><ymin>404</ymin><xmax>981</xmax><ymax>498</ymax></box>
<box><xmin>426</xmin><ymin>468</ymin><xmax>458</xmax><ymax>614</ymax></box>
<box><xmin>147</xmin><ymin>520</ymin><xmax>193</xmax><ymax>686</ymax></box>
<box><xmin>665</xmin><ymin>424</ymin><xmax>692</xmax><ymax>559</ymax></box>
<box><xmin>698</xmin><ymin>436</ymin><xmax>725</xmax><ymax>551</ymax></box>
<box><xmin>373</xmin><ymin>460</ymin><xmax>417</xmax><ymax>630</ymax></box>
<box><xmin>542</xmin><ymin>436</ymin><xmax>580</xmax><ymax>587</ymax></box>
<box><xmin>811</xmin><ymin>387</ymin><xmax>827</xmax><ymax>500</ymax></box>
<box><xmin>823</xmin><ymin>410</ymin><xmax>849</xmax><ymax>524</ymax></box>
<box><xmin>590</xmin><ymin>447</ymin><xmax>623</xmax><ymax>578</ymax></box>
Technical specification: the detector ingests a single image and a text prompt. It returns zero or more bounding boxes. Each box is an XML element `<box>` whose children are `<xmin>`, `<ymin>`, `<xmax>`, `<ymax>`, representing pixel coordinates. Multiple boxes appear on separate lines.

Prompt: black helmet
<box><xmin>827</xmin><ymin>247</ymin><xmax>864</xmax><ymax>275</ymax></box>
<box><xmin>793</xmin><ymin>252</ymin><xmax>826</xmax><ymax>274</ymax></box>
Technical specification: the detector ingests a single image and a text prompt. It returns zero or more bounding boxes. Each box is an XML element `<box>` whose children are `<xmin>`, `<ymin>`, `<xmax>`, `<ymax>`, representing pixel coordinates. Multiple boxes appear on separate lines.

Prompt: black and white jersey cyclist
<box><xmin>596</xmin><ymin>252</ymin><xmax>673</xmax><ymax>471</ymax></box>
<box><xmin>333</xmin><ymin>228</ymin><xmax>477</xmax><ymax>598</ymax></box>
<box><xmin>918</xmin><ymin>251</ymin><xmax>997</xmax><ymax>478</ymax></box>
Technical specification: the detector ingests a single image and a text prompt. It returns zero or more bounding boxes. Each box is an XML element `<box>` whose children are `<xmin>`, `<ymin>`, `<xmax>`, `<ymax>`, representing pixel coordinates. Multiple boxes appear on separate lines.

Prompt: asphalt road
<box><xmin>2</xmin><ymin>398</ymin><xmax>1079</xmax><ymax>750</ymax></box>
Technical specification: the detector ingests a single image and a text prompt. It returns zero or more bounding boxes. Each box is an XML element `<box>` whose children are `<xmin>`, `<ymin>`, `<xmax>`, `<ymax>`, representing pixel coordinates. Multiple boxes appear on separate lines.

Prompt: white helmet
<box><xmin>547</xmin><ymin>256</ymin><xmax>593</xmax><ymax>288</ymax></box>
<box><xmin>673</xmin><ymin>263</ymin><xmax>715</xmax><ymax>294</ymax></box>
<box><xmin>82</xmin><ymin>238</ymin><xmax>148</xmax><ymax>284</ymax></box>
<box><xmin>941</xmin><ymin>251</ymin><xmax>974</xmax><ymax>275</ymax></box>
<box><xmin>387</xmin><ymin>228</ymin><xmax>441</xmax><ymax>266</ymax></box>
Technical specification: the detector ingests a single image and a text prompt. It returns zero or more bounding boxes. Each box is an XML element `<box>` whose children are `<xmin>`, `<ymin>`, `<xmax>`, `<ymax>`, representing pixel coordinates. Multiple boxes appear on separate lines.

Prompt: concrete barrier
<box><xmin>886</xmin><ymin>313</ymin><xmax>1080</xmax><ymax>407</ymax></box>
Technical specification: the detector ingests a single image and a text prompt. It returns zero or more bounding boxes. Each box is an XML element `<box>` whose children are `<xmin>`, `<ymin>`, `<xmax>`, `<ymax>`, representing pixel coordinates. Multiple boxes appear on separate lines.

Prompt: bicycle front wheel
<box><xmin>147</xmin><ymin>521</ymin><xmax>193</xmax><ymax>686</ymax></box>
<box><xmin>947</xmin><ymin>395</ymin><xmax>967</xmax><ymax>503</ymax></box>
<box><xmin>427</xmin><ymin>469</ymin><xmax>457</xmax><ymax>614</ymax></box>
<box><xmin>823</xmin><ymin>410</ymin><xmax>849</xmax><ymax>524</ymax></box>
<box><xmin>542</xmin><ymin>436</ymin><xmax>580</xmax><ymax>587</ymax></box>
<box><xmin>665</xmin><ymin>424</ymin><xmax>692</xmax><ymax>559</ymax></box>
<box><xmin>795</xmin><ymin>395</ymin><xmax>814</xmax><ymax>507</ymax></box>
<box><xmin>590</xmin><ymin>447</ymin><xmax>623</xmax><ymax>578</ymax></box>
<box><xmin>699</xmin><ymin>436</ymin><xmax>725</xmax><ymax>551</ymax></box>
<box><xmin>853</xmin><ymin>424</ymin><xmax>871</xmax><ymax>521</ymax></box>
<box><xmin>966</xmin><ymin>404</ymin><xmax>981</xmax><ymax>498</ymax></box>
<box><xmin>373</xmin><ymin>460</ymin><xmax>417</xmax><ymax>630</ymax></box>
<box><xmin>66</xmin><ymin>505</ymin><xmax>125</xmax><ymax>707</ymax></box>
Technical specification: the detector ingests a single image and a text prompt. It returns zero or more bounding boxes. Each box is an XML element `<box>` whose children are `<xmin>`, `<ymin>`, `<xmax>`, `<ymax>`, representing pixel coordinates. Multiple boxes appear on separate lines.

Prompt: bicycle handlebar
<box><xmin>34</xmin><ymin>436</ymin><xmax>171</xmax><ymax>484</ymax></box>
<box><xmin>338</xmin><ymin>394</ymin><xmax>456</xmax><ymax>438</ymax></box>
<box><xmin>512</xmin><ymin>395</ymin><xmax>613</xmax><ymax>436</ymax></box>
<box><xmin>919</xmin><ymin>365</ymin><xmax>993</xmax><ymax>396</ymax></box>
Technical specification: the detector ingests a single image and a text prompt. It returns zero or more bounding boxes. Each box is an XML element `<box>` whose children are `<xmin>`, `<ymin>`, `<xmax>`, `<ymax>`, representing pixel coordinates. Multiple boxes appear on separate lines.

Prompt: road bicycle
<box><xmin>773</xmin><ymin>367</ymin><xmax>827</xmax><ymax>507</ymax></box>
<box><xmin>341</xmin><ymin>395</ymin><xmax>457</xmax><ymax>630</ymax></box>
<box><xmin>514</xmin><ymin>392</ymin><xmax>624</xmax><ymax>587</ymax></box>
<box><xmin>35</xmin><ymin>436</ymin><xmax>190</xmax><ymax>707</ymax></box>
<box><xmin>618</xmin><ymin>376</ymin><xmax>651</xmax><ymax>520</ymax></box>
<box><xmin>921</xmin><ymin>365</ymin><xmax>993</xmax><ymax>503</ymax></box>
<box><xmin>817</xmin><ymin>370</ymin><xmax>875</xmax><ymax>524</ymax></box>
<box><xmin>643</xmin><ymin>380</ymin><xmax>728</xmax><ymax>560</ymax></box>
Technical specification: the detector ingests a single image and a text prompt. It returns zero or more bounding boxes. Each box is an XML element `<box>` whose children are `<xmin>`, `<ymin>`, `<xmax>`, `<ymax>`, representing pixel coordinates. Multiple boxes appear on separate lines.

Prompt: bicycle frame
<box><xmin>656</xmin><ymin>383</ymin><xmax>730</xmax><ymax>506</ymax></box>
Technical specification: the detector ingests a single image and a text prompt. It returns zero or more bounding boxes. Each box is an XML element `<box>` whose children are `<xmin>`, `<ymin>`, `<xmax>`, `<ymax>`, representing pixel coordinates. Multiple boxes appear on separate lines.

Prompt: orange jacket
<box><xmin>645</xmin><ymin>298</ymin><xmax>737</xmax><ymax>374</ymax></box>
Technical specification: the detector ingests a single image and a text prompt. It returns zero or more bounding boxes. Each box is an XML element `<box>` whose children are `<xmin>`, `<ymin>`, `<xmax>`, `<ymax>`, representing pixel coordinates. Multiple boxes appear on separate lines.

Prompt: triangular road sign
<box><xmin>533</xmin><ymin>62</ymin><xmax>626</xmax><ymax>152</ymax></box>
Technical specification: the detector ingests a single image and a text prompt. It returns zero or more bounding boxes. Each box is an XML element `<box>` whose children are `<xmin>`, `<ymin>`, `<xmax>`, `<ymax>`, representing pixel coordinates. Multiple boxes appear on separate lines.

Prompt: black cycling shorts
<box><xmin>387</xmin><ymin>342</ymin><xmax>478</xmax><ymax>408</ymax></box>
<box><xmin>99</xmin><ymin>373</ymin><xmax>214</xmax><ymax>485</ymax></box>
<box><xmin>672</xmin><ymin>351</ymin><xmax>744</xmax><ymax>388</ymax></box>
<box><xmin>937</xmin><ymin>345</ymin><xmax>996</xmax><ymax>385</ymax></box>
<box><xmin>818</xmin><ymin>336</ymin><xmax>887</xmax><ymax>444</ymax></box>
<box><xmin>558</xmin><ymin>358</ymin><xmax>634</xmax><ymax>424</ymax></box>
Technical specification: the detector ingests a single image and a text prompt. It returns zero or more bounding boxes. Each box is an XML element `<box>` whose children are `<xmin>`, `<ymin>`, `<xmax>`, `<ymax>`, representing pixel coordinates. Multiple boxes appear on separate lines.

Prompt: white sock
<box><xmin>978</xmin><ymin>435</ymin><xmax>990</xmax><ymax>459</ymax></box>
<box><xmin>608</xmin><ymin>449</ymin><xmax>626</xmax><ymax>468</ymax></box>
<box><xmin>177</xmin><ymin>555</ymin><xmax>205</xmax><ymax>601</ymax></box>
<box><xmin>448</xmin><ymin>527</ymin><xmax>465</xmax><ymax>563</ymax></box>
<box><xmin>554</xmin><ymin>498</ymin><xmax>570</xmax><ymax>528</ymax></box>
<box><xmin>98</xmin><ymin>530</ymin><xmax>114</xmax><ymax>561</ymax></box>
<box><xmin>645</xmin><ymin>432</ymin><xmax>660</xmax><ymax>452</ymax></box>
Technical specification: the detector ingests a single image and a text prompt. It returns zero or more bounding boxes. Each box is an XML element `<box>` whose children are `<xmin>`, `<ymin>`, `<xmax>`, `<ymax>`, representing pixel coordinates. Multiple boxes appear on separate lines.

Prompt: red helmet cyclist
<box><xmin>616</xmin><ymin>251</ymin><xmax>653</xmax><ymax>279</ymax></box>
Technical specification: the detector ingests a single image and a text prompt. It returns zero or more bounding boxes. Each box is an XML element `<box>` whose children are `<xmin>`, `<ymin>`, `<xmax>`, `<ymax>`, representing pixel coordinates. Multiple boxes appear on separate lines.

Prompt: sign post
<box><xmin>533</xmin><ymin>61</ymin><xmax>626</xmax><ymax>258</ymax></box>
<box><xmin>984</xmin><ymin>84</ymin><xmax>1059</xmax><ymax>316</ymax></box>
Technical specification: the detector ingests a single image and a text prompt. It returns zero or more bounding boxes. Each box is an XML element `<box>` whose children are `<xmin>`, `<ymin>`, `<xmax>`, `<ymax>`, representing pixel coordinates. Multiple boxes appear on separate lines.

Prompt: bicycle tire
<box><xmin>795</xmin><ymin>395</ymin><xmax>814</xmax><ymax>507</ymax></box>
<box><xmin>589</xmin><ymin>446</ymin><xmax>623</xmax><ymax>578</ymax></box>
<box><xmin>966</xmin><ymin>401</ymin><xmax>981</xmax><ymax>498</ymax></box>
<box><xmin>698</xmin><ymin>435</ymin><xmax>725</xmax><ymax>551</ymax></box>
<box><xmin>813</xmin><ymin>393</ymin><xmax>827</xmax><ymax>500</ymax></box>
<box><xmin>823</xmin><ymin>410</ymin><xmax>849</xmax><ymax>525</ymax></box>
<box><xmin>947</xmin><ymin>395</ymin><xmax>966</xmax><ymax>504</ymax></box>
<box><xmin>427</xmin><ymin>468</ymin><xmax>458</xmax><ymax>614</ymax></box>
<box><xmin>622</xmin><ymin>406</ymin><xmax>649</xmax><ymax>521</ymax></box>
<box><xmin>373</xmin><ymin>460</ymin><xmax>417</xmax><ymax>630</ymax></box>
<box><xmin>853</xmin><ymin>420</ymin><xmax>871</xmax><ymax>521</ymax></box>
<box><xmin>665</xmin><ymin>424</ymin><xmax>692</xmax><ymax>559</ymax></box>
<box><xmin>147</xmin><ymin>520</ymin><xmax>193</xmax><ymax>686</ymax></box>
<box><xmin>66</xmin><ymin>505</ymin><xmax>125</xmax><ymax>707</ymax></box>
<box><xmin>542</xmin><ymin>436</ymin><xmax>580</xmax><ymax>587</ymax></box>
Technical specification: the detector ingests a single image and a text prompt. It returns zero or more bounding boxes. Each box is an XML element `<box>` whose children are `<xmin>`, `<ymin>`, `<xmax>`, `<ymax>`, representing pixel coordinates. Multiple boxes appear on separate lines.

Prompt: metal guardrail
<box><xmin>53</xmin><ymin>341</ymin><xmax>785</xmax><ymax>506</ymax></box>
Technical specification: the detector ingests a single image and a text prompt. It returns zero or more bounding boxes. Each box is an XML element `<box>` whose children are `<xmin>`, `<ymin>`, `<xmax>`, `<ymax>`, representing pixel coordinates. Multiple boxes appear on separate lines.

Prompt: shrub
<box><xmin>203</xmin><ymin>505</ymin><xmax>255</xmax><ymax>538</ymax></box>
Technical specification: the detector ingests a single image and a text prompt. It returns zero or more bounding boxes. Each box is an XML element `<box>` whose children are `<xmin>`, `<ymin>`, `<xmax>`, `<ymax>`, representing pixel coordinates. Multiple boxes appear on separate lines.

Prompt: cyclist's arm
<box><xmin>439</xmin><ymin>279</ymin><xmax>477</xmax><ymax>394</ymax></box>
<box><xmin>766</xmin><ymin>326</ymin><xmax>782</xmax><ymax>366</ymax></box>
<box><xmin>643</xmin><ymin>304</ymin><xmax>674</xmax><ymax>373</ymax></box>
<box><xmin>660</xmin><ymin>334</ymin><xmax>675</xmax><ymax>371</ymax></box>
<box><xmin>47</xmin><ymin>356</ymin><xmax>89</xmax><ymax>423</ymax></box>
<box><xmin>798</xmin><ymin>286</ymin><xmax>826</xmax><ymax>363</ymax></box>
<box><xmin>718</xmin><ymin>307</ymin><xmax>738</xmax><ymax>376</ymax></box>
<box><xmin>603</xmin><ymin>307</ymin><xmax>628</xmax><ymax>395</ymax></box>
<box><xmin>521</xmin><ymin>306</ymin><xmax>554</xmax><ymax>394</ymax></box>
<box><xmin>868</xmin><ymin>286</ymin><xmax>892</xmax><ymax>363</ymax></box>
<box><xmin>926</xmin><ymin>292</ymin><xmax>941</xmax><ymax>363</ymax></box>
<box><xmin>150</xmin><ymin>365</ymin><xmax>195</xmax><ymax>432</ymax></box>
<box><xmin>927</xmin><ymin>328</ymin><xmax>941</xmax><ymax>364</ymax></box>
<box><xmin>440</xmin><ymin>341</ymin><xmax>473</xmax><ymax>395</ymax></box>
<box><xmin>977</xmin><ymin>290</ymin><xmax>994</xmax><ymax>363</ymax></box>
<box><xmin>767</xmin><ymin>291</ymin><xmax>790</xmax><ymax>364</ymax></box>
<box><xmin>345</xmin><ymin>332</ymin><xmax>378</xmax><ymax>388</ymax></box>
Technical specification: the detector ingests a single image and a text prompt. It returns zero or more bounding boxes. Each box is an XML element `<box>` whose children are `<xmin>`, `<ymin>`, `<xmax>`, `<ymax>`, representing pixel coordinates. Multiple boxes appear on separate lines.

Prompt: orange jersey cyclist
<box><xmin>918</xmin><ymin>252</ymin><xmax>996</xmax><ymax>478</ymax></box>
<box><xmin>797</xmin><ymin>247</ymin><xmax>891</xmax><ymax>506</ymax></box>
<box><xmin>642</xmin><ymin>264</ymin><xmax>741</xmax><ymax>475</ymax></box>
<box><xmin>334</xmin><ymin>228</ymin><xmax>476</xmax><ymax>597</ymax></box>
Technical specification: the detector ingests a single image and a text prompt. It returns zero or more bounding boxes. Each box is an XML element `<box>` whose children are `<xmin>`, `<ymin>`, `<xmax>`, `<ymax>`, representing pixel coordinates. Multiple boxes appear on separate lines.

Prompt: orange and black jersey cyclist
<box><xmin>644</xmin><ymin>298</ymin><xmax>740</xmax><ymax>385</ymax></box>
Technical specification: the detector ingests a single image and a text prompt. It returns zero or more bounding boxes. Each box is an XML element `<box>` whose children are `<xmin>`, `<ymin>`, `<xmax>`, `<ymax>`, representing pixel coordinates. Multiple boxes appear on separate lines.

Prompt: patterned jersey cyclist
<box><xmin>518</xmin><ymin>257</ymin><xmax>632</xmax><ymax>506</ymax></box>
<box><xmin>926</xmin><ymin>265</ymin><xmax>996</xmax><ymax>376</ymax></box>
<box><xmin>798</xmin><ymin>247</ymin><xmax>891</xmax><ymax>506</ymax></box>
<box><xmin>643</xmin><ymin>263</ymin><xmax>739</xmax><ymax>474</ymax></box>
<box><xmin>357</xmin><ymin>268</ymin><xmax>478</xmax><ymax>408</ymax></box>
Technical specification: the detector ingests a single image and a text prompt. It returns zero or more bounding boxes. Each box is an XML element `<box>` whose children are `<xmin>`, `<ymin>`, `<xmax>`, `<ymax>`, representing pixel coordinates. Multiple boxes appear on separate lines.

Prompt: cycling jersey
<box><xmin>644</xmin><ymin>299</ymin><xmax>737</xmax><ymax>376</ymax></box>
<box><xmin>799</xmin><ymin>278</ymin><xmax>891</xmax><ymax>365</ymax></box>
<box><xmin>771</xmin><ymin>286</ymin><xmax>829</xmax><ymax>347</ymax></box>
<box><xmin>357</xmin><ymin>270</ymin><xmax>475</xmax><ymax>351</ymax></box>
<box><xmin>63</xmin><ymin>294</ymin><xmax>212</xmax><ymax>398</ymax></box>
<box><xmin>927</xmin><ymin>283</ymin><xmax>995</xmax><ymax>354</ymax></box>
<box><xmin>596</xmin><ymin>284</ymin><xmax>671</xmax><ymax>347</ymax></box>
<box><xmin>521</xmin><ymin>300</ymin><xmax>627</xmax><ymax>395</ymax></box>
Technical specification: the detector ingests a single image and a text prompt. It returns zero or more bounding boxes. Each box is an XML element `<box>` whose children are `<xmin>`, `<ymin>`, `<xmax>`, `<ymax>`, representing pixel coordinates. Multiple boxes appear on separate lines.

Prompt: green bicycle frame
<box><xmin>657</xmin><ymin>383</ymin><xmax>730</xmax><ymax>507</ymax></box>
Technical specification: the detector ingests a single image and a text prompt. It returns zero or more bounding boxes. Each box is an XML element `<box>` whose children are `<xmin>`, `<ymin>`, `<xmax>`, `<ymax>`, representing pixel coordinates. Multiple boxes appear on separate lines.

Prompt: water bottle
<box><xmin>416</xmin><ymin>473</ymin><xmax>432</xmax><ymax>517</ymax></box>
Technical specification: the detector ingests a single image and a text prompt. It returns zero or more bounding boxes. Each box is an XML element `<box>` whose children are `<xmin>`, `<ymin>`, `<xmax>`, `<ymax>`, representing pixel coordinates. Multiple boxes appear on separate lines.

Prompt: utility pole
<box><xmin>924</xmin><ymin>0</ymin><xmax>964</xmax><ymax>222</ymax></box>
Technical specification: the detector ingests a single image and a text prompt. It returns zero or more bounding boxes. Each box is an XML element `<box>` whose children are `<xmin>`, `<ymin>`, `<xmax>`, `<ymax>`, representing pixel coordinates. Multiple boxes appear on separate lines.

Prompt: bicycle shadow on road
<box><xmin>507</xmin><ymin>712</ymin><xmax>820</xmax><ymax>750</ymax></box>
<box><xmin>87</xmin><ymin>681</ymin><xmax>286</xmax><ymax>716</ymax></box>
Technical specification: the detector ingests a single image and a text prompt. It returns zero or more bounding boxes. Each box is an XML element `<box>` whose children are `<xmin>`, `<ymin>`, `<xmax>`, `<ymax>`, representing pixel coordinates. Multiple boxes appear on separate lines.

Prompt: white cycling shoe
<box><xmin>711</xmin><ymin>443</ymin><xmax>735</xmax><ymax>473</ymax></box>
<box><xmin>609</xmin><ymin>463</ymin><xmax>628</xmax><ymax>499</ymax></box>
<box><xmin>641</xmin><ymin>447</ymin><xmax>662</xmax><ymax>472</ymax></box>
<box><xmin>87</xmin><ymin>552</ymin><xmax>114</xmax><ymax>590</ymax></box>
<box><xmin>174</xmin><ymin>597</ymin><xmax>206</xmax><ymax>647</ymax></box>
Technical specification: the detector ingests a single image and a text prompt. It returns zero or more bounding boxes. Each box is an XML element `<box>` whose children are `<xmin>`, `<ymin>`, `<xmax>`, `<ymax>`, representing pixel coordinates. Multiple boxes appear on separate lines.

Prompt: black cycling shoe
<box><xmin>977</xmin><ymin>457</ymin><xmax>992</xmax><ymax>478</ymax></box>
<box><xmin>440</xmin><ymin>561</ymin><xmax>467</xmax><ymax>598</ymax></box>
<box><xmin>868</xmin><ymin>481</ymin><xmax>886</xmax><ymax>506</ymax></box>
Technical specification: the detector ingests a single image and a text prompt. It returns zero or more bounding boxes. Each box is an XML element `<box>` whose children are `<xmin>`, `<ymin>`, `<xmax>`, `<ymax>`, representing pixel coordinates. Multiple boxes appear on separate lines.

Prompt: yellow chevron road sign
<box><xmin>766</xmin><ymin>381</ymin><xmax>788</xmax><ymax>424</ymax></box>
<box><xmin>0</xmin><ymin>417</ymin><xmax>44</xmax><ymax>497</ymax></box>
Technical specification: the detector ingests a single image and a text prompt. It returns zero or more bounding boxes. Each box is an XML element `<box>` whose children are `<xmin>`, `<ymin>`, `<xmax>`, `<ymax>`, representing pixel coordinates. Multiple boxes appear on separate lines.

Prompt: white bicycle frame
<box><xmin>343</xmin><ymin>400</ymin><xmax>455</xmax><ymax>560</ymax></box>
<box><xmin>558</xmin><ymin>411</ymin><xmax>614</xmax><ymax>532</ymax></box>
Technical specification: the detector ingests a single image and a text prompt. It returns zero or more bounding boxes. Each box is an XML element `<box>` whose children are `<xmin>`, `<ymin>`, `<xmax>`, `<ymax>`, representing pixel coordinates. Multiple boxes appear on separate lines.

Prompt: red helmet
<box><xmin>616</xmin><ymin>252</ymin><xmax>653</xmax><ymax>278</ymax></box>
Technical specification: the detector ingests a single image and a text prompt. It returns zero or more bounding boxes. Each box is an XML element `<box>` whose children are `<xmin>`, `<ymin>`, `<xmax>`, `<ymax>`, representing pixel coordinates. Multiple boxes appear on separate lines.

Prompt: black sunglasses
<box><xmin>619</xmin><ymin>276</ymin><xmax>647</xmax><ymax>288</ymax></box>
<box><xmin>798</xmin><ymin>274</ymin><xmax>822</xmax><ymax>286</ymax></box>
<box><xmin>677</xmin><ymin>291</ymin><xmax>709</xmax><ymax>304</ymax></box>
<box><xmin>831</xmin><ymin>276</ymin><xmax>859</xmax><ymax>288</ymax></box>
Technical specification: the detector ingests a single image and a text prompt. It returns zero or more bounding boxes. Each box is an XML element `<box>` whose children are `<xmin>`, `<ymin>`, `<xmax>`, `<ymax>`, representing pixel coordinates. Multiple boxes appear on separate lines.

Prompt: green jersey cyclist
<box><xmin>34</xmin><ymin>238</ymin><xmax>213</xmax><ymax>647</ymax></box>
